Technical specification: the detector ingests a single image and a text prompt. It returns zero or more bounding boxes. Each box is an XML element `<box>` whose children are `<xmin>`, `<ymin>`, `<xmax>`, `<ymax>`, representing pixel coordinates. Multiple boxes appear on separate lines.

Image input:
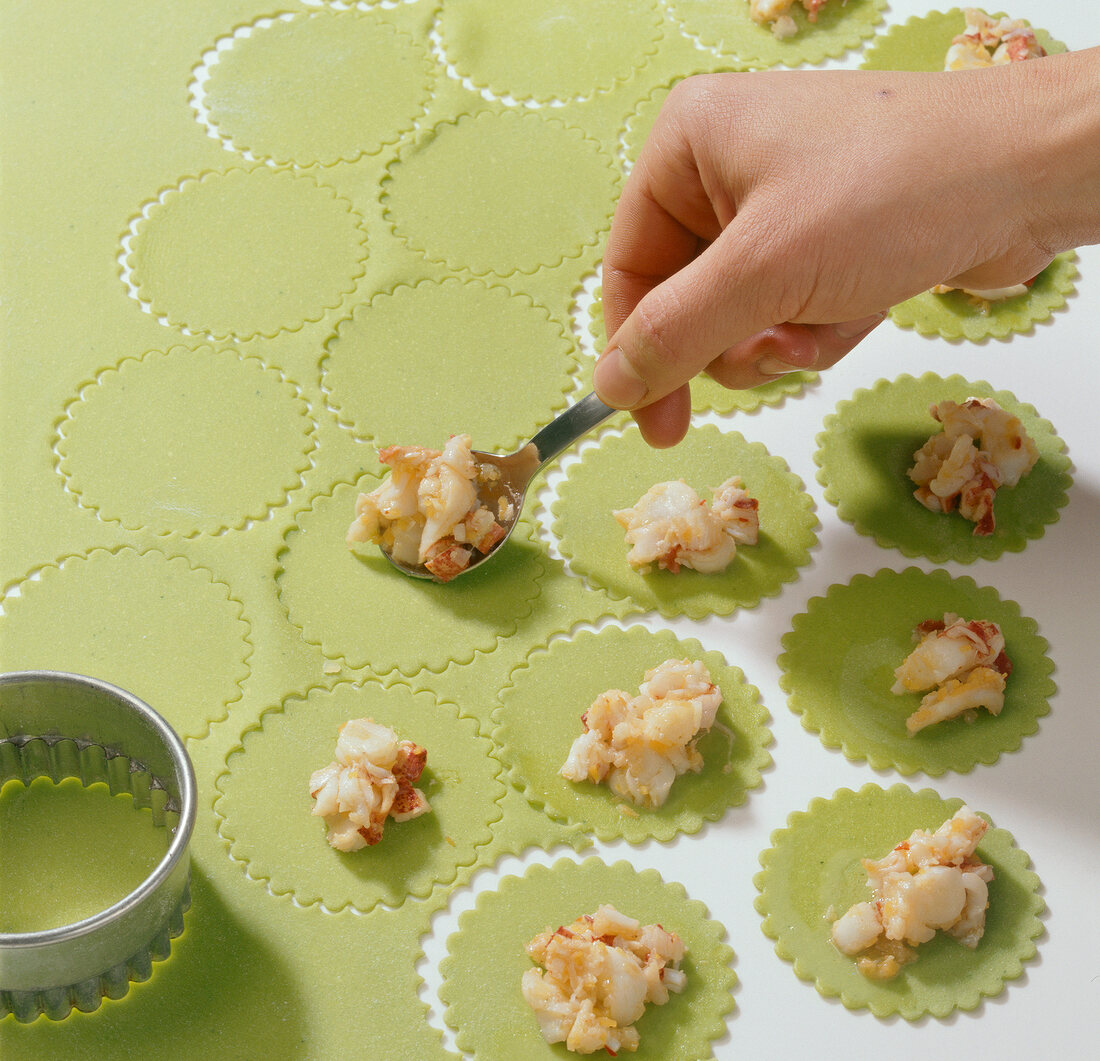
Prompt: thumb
<box><xmin>944</xmin><ymin>245</ymin><xmax>1055</xmax><ymax>294</ymax></box>
<box><xmin>594</xmin><ymin>226</ymin><xmax>786</xmax><ymax>410</ymax></box>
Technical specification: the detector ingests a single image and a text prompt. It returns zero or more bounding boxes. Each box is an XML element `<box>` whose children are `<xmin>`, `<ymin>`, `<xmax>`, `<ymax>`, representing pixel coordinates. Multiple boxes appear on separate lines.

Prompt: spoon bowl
<box><xmin>383</xmin><ymin>392</ymin><xmax>616</xmax><ymax>581</ymax></box>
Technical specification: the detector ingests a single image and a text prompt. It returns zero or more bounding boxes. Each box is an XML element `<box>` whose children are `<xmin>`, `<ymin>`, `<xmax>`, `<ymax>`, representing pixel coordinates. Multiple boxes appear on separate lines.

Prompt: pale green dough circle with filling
<box><xmin>215</xmin><ymin>681</ymin><xmax>504</xmax><ymax>912</ymax></box>
<box><xmin>440</xmin><ymin>856</ymin><xmax>736</xmax><ymax>1060</ymax></box>
<box><xmin>0</xmin><ymin>549</ymin><xmax>250</xmax><ymax>740</ymax></box>
<box><xmin>128</xmin><ymin>168</ymin><xmax>367</xmax><ymax>339</ymax></box>
<box><xmin>755</xmin><ymin>784</ymin><xmax>1044</xmax><ymax>1019</ymax></box>
<box><xmin>437</xmin><ymin>0</ymin><xmax>662</xmax><ymax>102</ymax></box>
<box><xmin>202</xmin><ymin>10</ymin><xmax>434</xmax><ymax>165</ymax></box>
<box><xmin>814</xmin><ymin>373</ymin><xmax>1071</xmax><ymax>563</ymax></box>
<box><xmin>56</xmin><ymin>346</ymin><xmax>317</xmax><ymax>535</ymax></box>
<box><xmin>666</xmin><ymin>0</ymin><xmax>888</xmax><ymax>68</ymax></box>
<box><xmin>382</xmin><ymin>110</ymin><xmax>619</xmax><ymax>275</ymax></box>
<box><xmin>552</xmin><ymin>424</ymin><xmax>818</xmax><ymax>618</ymax></box>
<box><xmin>278</xmin><ymin>479</ymin><xmax>544</xmax><ymax>675</ymax></box>
<box><xmin>779</xmin><ymin>567</ymin><xmax>1055</xmax><ymax>775</ymax></box>
<box><xmin>494</xmin><ymin>624</ymin><xmax>772</xmax><ymax>842</ymax></box>
<box><xmin>322</xmin><ymin>279</ymin><xmax>578</xmax><ymax>453</ymax></box>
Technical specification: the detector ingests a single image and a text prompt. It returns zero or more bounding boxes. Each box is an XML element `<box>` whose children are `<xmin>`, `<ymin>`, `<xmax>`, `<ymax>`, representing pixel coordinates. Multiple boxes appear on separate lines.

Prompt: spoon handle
<box><xmin>527</xmin><ymin>392</ymin><xmax>617</xmax><ymax>470</ymax></box>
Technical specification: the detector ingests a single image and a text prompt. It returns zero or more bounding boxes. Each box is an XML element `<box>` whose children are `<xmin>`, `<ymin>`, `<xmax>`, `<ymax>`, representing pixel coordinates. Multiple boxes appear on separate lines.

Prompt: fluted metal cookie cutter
<box><xmin>0</xmin><ymin>671</ymin><xmax>196</xmax><ymax>1022</ymax></box>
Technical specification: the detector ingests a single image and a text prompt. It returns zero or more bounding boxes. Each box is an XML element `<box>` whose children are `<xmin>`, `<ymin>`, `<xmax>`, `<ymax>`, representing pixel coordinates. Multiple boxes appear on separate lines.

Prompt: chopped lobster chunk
<box><xmin>908</xmin><ymin>398</ymin><xmax>1038</xmax><ymax>536</ymax></box>
<box><xmin>893</xmin><ymin>614</ymin><xmax>1011</xmax><ymax>734</ymax></box>
<box><xmin>614</xmin><ymin>476</ymin><xmax>760</xmax><ymax>574</ymax></box>
<box><xmin>522</xmin><ymin>904</ymin><xmax>686</xmax><ymax>1054</ymax></box>
<box><xmin>831</xmin><ymin>807</ymin><xmax>993</xmax><ymax>979</ymax></box>
<box><xmin>560</xmin><ymin>659</ymin><xmax>724</xmax><ymax>809</ymax></box>
<box><xmin>308</xmin><ymin>718</ymin><xmax>431</xmax><ymax>852</ymax></box>
<box><xmin>747</xmin><ymin>0</ymin><xmax>847</xmax><ymax>39</ymax></box>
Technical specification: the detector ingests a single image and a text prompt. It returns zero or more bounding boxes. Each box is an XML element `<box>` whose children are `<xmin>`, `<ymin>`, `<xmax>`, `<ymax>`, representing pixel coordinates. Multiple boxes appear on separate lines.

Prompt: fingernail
<box><xmin>756</xmin><ymin>355</ymin><xmax>804</xmax><ymax>377</ymax></box>
<box><xmin>594</xmin><ymin>347</ymin><xmax>648</xmax><ymax>408</ymax></box>
<box><xmin>834</xmin><ymin>311</ymin><xmax>888</xmax><ymax>339</ymax></box>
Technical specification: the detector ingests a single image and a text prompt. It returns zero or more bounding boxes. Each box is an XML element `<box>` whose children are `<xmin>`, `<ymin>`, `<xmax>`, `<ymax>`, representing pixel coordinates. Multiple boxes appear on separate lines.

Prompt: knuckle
<box><xmin>629</xmin><ymin>290</ymin><xmax>683</xmax><ymax>375</ymax></box>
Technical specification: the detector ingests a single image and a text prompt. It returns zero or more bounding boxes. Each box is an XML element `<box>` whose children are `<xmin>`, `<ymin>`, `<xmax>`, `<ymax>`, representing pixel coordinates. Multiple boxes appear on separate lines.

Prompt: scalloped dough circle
<box><xmin>56</xmin><ymin>346</ymin><xmax>316</xmax><ymax>535</ymax></box>
<box><xmin>553</xmin><ymin>424</ymin><xmax>818</xmax><ymax>619</ymax></box>
<box><xmin>382</xmin><ymin>110</ymin><xmax>618</xmax><ymax>275</ymax></box>
<box><xmin>620</xmin><ymin>82</ymin><xmax>675</xmax><ymax>169</ymax></box>
<box><xmin>778</xmin><ymin>567</ymin><xmax>1054</xmax><ymax>776</ymax></box>
<box><xmin>277</xmin><ymin>479</ymin><xmax>544</xmax><ymax>674</ymax></box>
<box><xmin>215</xmin><ymin>681</ymin><xmax>504</xmax><ymax>911</ymax></box>
<box><xmin>888</xmin><ymin>253</ymin><xmax>1078</xmax><ymax>341</ymax></box>
<box><xmin>814</xmin><ymin>373</ymin><xmax>1072</xmax><ymax>563</ymax></box>
<box><xmin>202</xmin><ymin>11</ymin><xmax>433</xmax><ymax>166</ymax></box>
<box><xmin>0</xmin><ymin>549</ymin><xmax>249</xmax><ymax>740</ymax></box>
<box><xmin>859</xmin><ymin>7</ymin><xmax>1065</xmax><ymax>73</ymax></box>
<box><xmin>322</xmin><ymin>279</ymin><xmax>577</xmax><ymax>452</ymax></box>
<box><xmin>494</xmin><ymin>624</ymin><xmax>771</xmax><ymax>842</ymax></box>
<box><xmin>128</xmin><ymin>168</ymin><xmax>367</xmax><ymax>339</ymax></box>
<box><xmin>439</xmin><ymin>855</ymin><xmax>736</xmax><ymax>1060</ymax></box>
<box><xmin>754</xmin><ymin>784</ymin><xmax>1044</xmax><ymax>1020</ymax></box>
<box><xmin>665</xmin><ymin>0</ymin><xmax>888</xmax><ymax>68</ymax></box>
<box><xmin>437</xmin><ymin>0</ymin><xmax>662</xmax><ymax>103</ymax></box>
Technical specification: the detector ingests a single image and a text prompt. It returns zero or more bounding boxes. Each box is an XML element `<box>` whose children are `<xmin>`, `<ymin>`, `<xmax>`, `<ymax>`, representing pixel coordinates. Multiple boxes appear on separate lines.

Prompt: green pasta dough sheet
<box><xmin>1</xmin><ymin>778</ymin><xmax>168</xmax><ymax>934</ymax></box>
<box><xmin>1</xmin><ymin>0</ymin><xmax>1081</xmax><ymax>1056</ymax></box>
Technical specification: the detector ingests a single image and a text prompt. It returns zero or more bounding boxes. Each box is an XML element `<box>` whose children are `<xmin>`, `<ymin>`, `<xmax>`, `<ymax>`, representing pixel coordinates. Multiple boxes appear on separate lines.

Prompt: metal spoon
<box><xmin>384</xmin><ymin>391</ymin><xmax>616</xmax><ymax>581</ymax></box>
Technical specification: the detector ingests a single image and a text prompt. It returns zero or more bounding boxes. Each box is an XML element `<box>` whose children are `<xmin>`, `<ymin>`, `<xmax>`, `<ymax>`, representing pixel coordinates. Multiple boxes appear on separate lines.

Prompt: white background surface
<box><xmin>419</xmin><ymin>3</ymin><xmax>1100</xmax><ymax>1056</ymax></box>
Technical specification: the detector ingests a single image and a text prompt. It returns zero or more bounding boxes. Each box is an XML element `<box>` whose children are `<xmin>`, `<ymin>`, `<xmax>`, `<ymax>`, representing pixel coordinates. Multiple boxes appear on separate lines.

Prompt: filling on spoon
<box><xmin>346</xmin><ymin>434</ymin><xmax>515</xmax><ymax>582</ymax></box>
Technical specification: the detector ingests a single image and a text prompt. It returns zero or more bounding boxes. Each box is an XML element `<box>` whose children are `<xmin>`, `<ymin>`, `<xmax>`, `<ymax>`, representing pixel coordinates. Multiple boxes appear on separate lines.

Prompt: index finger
<box><xmin>601</xmin><ymin>83</ymin><xmax>729</xmax><ymax>339</ymax></box>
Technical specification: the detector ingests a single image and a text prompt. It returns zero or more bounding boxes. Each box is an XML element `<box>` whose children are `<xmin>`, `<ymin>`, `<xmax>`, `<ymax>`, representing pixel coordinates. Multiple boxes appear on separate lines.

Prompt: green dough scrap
<box><xmin>202</xmin><ymin>10</ymin><xmax>434</xmax><ymax>166</ymax></box>
<box><xmin>321</xmin><ymin>278</ymin><xmax>579</xmax><ymax>453</ymax></box>
<box><xmin>494</xmin><ymin>624</ymin><xmax>772</xmax><ymax>842</ymax></box>
<box><xmin>754</xmin><ymin>783</ymin><xmax>1045</xmax><ymax>1019</ymax></box>
<box><xmin>779</xmin><ymin>567</ymin><xmax>1055</xmax><ymax>775</ymax></box>
<box><xmin>215</xmin><ymin>681</ymin><xmax>504</xmax><ymax>912</ymax></box>
<box><xmin>665</xmin><ymin>0</ymin><xmax>888</xmax><ymax>68</ymax></box>
<box><xmin>814</xmin><ymin>372</ymin><xmax>1071</xmax><ymax>562</ymax></box>
<box><xmin>437</xmin><ymin>0</ymin><xmax>664</xmax><ymax>103</ymax></box>
<box><xmin>440</xmin><ymin>855</ymin><xmax>736</xmax><ymax>1060</ymax></box>
<box><xmin>553</xmin><ymin>423</ymin><xmax>818</xmax><ymax>619</ymax></box>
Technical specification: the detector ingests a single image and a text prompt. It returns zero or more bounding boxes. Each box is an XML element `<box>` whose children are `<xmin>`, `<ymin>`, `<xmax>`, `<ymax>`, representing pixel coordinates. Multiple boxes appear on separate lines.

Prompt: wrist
<box><xmin>1008</xmin><ymin>46</ymin><xmax>1100</xmax><ymax>254</ymax></box>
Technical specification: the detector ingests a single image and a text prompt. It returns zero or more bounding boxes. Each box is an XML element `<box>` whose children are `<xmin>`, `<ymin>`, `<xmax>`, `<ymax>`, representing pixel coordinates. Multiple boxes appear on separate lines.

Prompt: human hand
<box><xmin>596</xmin><ymin>54</ymin><xmax>1093</xmax><ymax>446</ymax></box>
